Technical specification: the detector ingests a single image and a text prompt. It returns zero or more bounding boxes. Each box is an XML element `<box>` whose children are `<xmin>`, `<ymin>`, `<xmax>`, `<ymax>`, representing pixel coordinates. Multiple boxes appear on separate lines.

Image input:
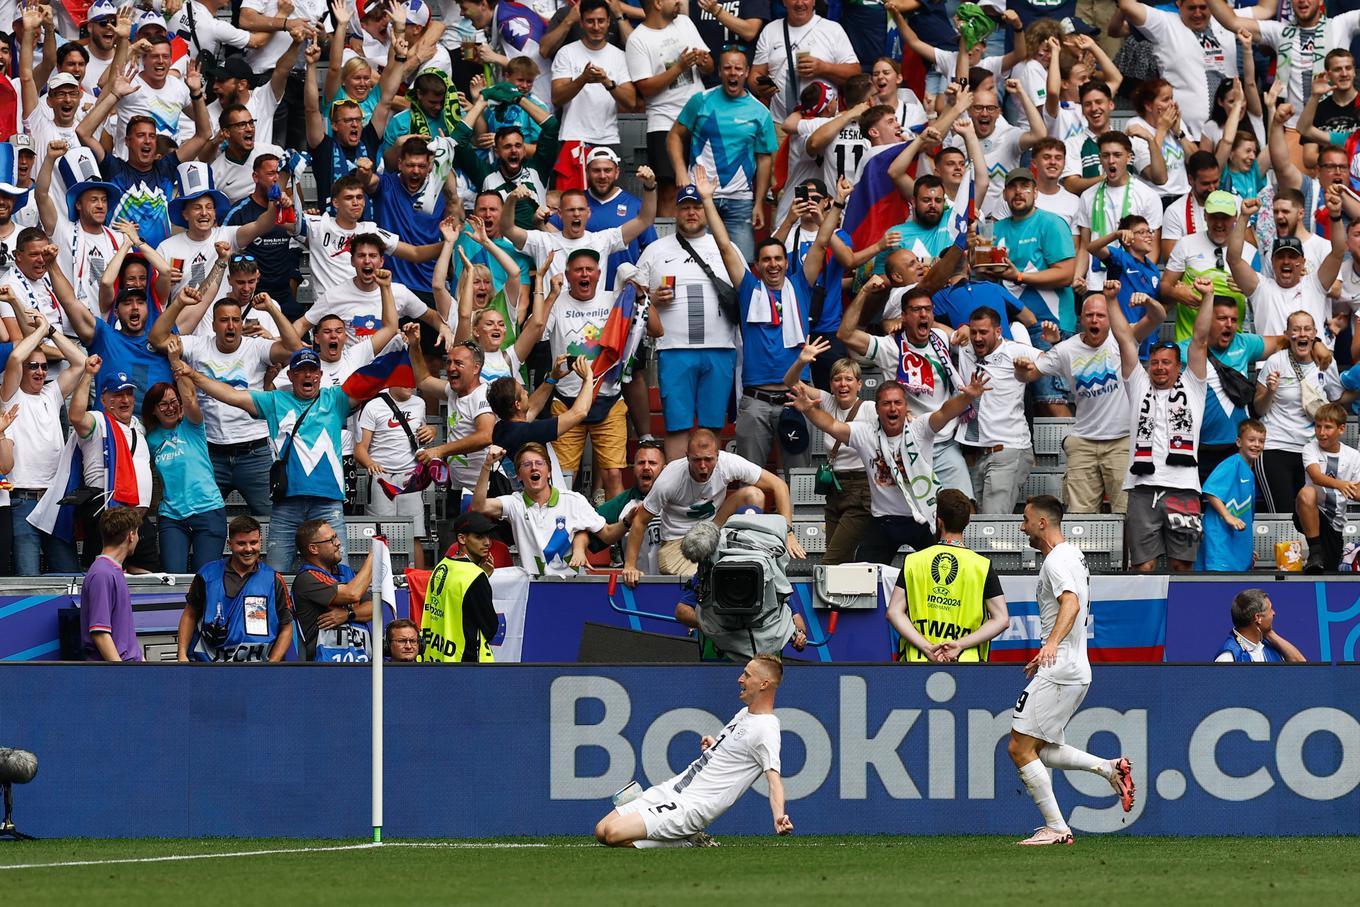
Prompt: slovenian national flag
<box><xmin>589</xmin><ymin>283</ymin><xmax>648</xmax><ymax>400</ymax></box>
<box><xmin>342</xmin><ymin>347</ymin><xmax>415</xmax><ymax>401</ymax></box>
<box><xmin>496</xmin><ymin>0</ymin><xmax>546</xmax><ymax>51</ymax></box>
<box><xmin>842</xmin><ymin>143</ymin><xmax>910</xmax><ymax>250</ymax></box>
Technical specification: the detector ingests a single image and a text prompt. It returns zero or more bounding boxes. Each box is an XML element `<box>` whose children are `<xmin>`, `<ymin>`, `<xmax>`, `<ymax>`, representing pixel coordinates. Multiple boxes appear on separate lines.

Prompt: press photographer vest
<box><xmin>899</xmin><ymin>543</ymin><xmax>990</xmax><ymax>662</ymax></box>
<box><xmin>189</xmin><ymin>559</ymin><xmax>284</xmax><ymax>663</ymax></box>
<box><xmin>419</xmin><ymin>558</ymin><xmax>494</xmax><ymax>663</ymax></box>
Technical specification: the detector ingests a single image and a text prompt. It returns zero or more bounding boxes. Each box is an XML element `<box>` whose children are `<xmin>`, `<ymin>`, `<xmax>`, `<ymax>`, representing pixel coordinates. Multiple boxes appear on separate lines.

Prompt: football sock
<box><xmin>1039</xmin><ymin>744</ymin><xmax>1113</xmax><ymax>778</ymax></box>
<box><xmin>633</xmin><ymin>838</ymin><xmax>693</xmax><ymax>849</ymax></box>
<box><xmin>1018</xmin><ymin>759</ymin><xmax>1069</xmax><ymax>833</ymax></box>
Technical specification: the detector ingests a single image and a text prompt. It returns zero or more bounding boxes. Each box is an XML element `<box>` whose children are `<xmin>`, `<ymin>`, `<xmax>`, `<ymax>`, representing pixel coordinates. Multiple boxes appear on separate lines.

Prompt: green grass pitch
<box><xmin>2</xmin><ymin>836</ymin><xmax>1358</xmax><ymax>905</ymax></box>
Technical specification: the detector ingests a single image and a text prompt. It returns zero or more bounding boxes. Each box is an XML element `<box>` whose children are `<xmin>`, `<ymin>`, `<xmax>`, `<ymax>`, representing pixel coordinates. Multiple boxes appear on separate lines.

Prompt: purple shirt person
<box><xmin>79</xmin><ymin>509</ymin><xmax>145</xmax><ymax>662</ymax></box>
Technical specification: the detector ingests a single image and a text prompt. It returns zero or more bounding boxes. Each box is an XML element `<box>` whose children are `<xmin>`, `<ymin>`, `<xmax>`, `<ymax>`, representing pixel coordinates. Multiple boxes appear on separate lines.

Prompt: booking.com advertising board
<box><xmin>0</xmin><ymin>664</ymin><xmax>1356</xmax><ymax>838</ymax></box>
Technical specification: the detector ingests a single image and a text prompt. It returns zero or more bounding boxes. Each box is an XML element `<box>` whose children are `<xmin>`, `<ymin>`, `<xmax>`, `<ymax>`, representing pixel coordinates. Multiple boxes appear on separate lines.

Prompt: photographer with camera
<box><xmin>671</xmin><ymin>511</ymin><xmax>810</xmax><ymax>662</ymax></box>
<box><xmin>177</xmin><ymin>514</ymin><xmax>294</xmax><ymax>662</ymax></box>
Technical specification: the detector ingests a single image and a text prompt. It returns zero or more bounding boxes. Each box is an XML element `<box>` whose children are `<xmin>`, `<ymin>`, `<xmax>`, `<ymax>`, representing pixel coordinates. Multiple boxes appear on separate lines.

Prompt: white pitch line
<box><xmin>385</xmin><ymin>842</ymin><xmax>595</xmax><ymax>849</ymax></box>
<box><xmin>0</xmin><ymin>840</ymin><xmax>606</xmax><ymax>871</ymax></box>
<box><xmin>0</xmin><ymin>842</ymin><xmax>381</xmax><ymax>871</ymax></box>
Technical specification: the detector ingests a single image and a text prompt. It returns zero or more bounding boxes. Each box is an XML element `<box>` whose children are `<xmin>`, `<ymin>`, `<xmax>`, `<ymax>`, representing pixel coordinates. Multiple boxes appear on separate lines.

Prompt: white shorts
<box><xmin>367</xmin><ymin>475</ymin><xmax>427</xmax><ymax>536</ymax></box>
<box><xmin>1010</xmin><ymin>676</ymin><xmax>1089</xmax><ymax>745</ymax></box>
<box><xmin>615</xmin><ymin>783</ymin><xmax>710</xmax><ymax>841</ymax></box>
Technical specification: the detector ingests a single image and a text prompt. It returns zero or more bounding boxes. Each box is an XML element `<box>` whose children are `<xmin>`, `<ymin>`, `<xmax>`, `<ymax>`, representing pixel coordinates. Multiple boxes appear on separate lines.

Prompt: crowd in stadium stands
<box><xmin>6</xmin><ymin>0</ymin><xmax>1360</xmax><ymax>660</ymax></box>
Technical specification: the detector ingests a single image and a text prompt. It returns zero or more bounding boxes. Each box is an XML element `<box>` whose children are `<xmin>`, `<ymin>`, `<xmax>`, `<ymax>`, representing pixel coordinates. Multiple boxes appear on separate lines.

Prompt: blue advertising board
<box><xmin>2</xmin><ymin>664</ymin><xmax>1356</xmax><ymax>838</ymax></box>
<box><xmin>1164</xmin><ymin>579</ymin><xmax>1360</xmax><ymax>663</ymax></box>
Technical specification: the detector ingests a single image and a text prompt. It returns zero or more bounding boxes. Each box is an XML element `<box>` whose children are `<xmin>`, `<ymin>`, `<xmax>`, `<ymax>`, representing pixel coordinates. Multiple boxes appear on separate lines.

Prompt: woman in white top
<box><xmin>1254</xmin><ymin>311</ymin><xmax>1343</xmax><ymax>513</ymax></box>
<box><xmin>436</xmin><ymin>216</ymin><xmax>542</xmax><ymax>384</ymax></box>
<box><xmin>784</xmin><ymin>342</ymin><xmax>877</xmax><ymax>565</ymax></box>
<box><xmin>1126</xmin><ymin>78</ymin><xmax>1202</xmax><ymax>202</ymax></box>
<box><xmin>870</xmin><ymin>57</ymin><xmax>929</xmax><ymax>134</ymax></box>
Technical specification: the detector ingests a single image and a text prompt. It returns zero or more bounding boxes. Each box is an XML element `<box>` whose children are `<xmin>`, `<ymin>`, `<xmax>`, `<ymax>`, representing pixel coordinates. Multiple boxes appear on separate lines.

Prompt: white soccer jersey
<box><xmin>661</xmin><ymin>707</ymin><xmax>780</xmax><ymax>821</ymax></box>
<box><xmin>1036</xmin><ymin>541</ymin><xmax>1091</xmax><ymax>686</ymax></box>
<box><xmin>300</xmin><ymin>213</ymin><xmax>401</xmax><ymax>293</ymax></box>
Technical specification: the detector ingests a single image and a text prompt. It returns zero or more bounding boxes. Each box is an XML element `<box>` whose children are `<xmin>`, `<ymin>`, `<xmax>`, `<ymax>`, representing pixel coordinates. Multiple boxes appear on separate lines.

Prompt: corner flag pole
<box><xmin>371</xmin><ymin>534</ymin><xmax>391</xmax><ymax>844</ymax></box>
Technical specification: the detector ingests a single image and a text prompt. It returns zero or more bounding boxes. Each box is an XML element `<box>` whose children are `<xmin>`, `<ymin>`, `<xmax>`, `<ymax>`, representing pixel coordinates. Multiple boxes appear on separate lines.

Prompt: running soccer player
<box><xmin>1008</xmin><ymin>495</ymin><xmax>1136</xmax><ymax>845</ymax></box>
<box><xmin>593</xmin><ymin>655</ymin><xmax>793</xmax><ymax>848</ymax></box>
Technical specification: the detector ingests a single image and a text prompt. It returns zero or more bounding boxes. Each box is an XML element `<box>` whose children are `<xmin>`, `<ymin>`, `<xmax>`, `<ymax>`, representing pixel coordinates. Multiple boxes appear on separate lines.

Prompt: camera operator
<box><xmin>671</xmin><ymin>515</ymin><xmax>808</xmax><ymax>661</ymax></box>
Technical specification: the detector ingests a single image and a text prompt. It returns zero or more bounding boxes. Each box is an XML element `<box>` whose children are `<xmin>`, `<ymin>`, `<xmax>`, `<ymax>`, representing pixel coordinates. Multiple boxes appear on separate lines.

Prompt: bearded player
<box><xmin>594</xmin><ymin>655</ymin><xmax>792</xmax><ymax>848</ymax></box>
<box><xmin>1008</xmin><ymin>495</ymin><xmax>1136</xmax><ymax>845</ymax></box>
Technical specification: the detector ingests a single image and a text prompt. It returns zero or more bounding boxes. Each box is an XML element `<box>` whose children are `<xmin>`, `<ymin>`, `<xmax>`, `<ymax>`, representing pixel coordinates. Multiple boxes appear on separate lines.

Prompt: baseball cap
<box><xmin>134</xmin><ymin>10</ymin><xmax>168</xmax><ymax>33</ymax></box>
<box><xmin>47</xmin><ymin>72</ymin><xmax>80</xmax><ymax>92</ymax></box>
<box><xmin>675</xmin><ymin>184</ymin><xmax>703</xmax><ymax>206</ymax></box>
<box><xmin>1203</xmin><ymin>190</ymin><xmax>1238</xmax><ymax>217</ymax></box>
<box><xmin>1272</xmin><ymin>236</ymin><xmax>1305</xmax><ymax>257</ymax></box>
<box><xmin>1004</xmin><ymin>167</ymin><xmax>1035</xmax><ymax>187</ymax></box>
<box><xmin>567</xmin><ymin>247</ymin><xmax>601</xmax><ymax>265</ymax></box>
<box><xmin>100</xmin><ymin>371</ymin><xmax>136</xmax><ymax>396</ymax></box>
<box><xmin>405</xmin><ymin>0</ymin><xmax>431</xmax><ymax>27</ymax></box>
<box><xmin>1058</xmin><ymin>15</ymin><xmax>1100</xmax><ymax>36</ymax></box>
<box><xmin>777</xmin><ymin>407</ymin><xmax>810</xmax><ymax>455</ymax></box>
<box><xmin>454</xmin><ymin>510</ymin><xmax>499</xmax><ymax>536</ymax></box>
<box><xmin>289</xmin><ymin>348</ymin><xmax>322</xmax><ymax>369</ymax></box>
<box><xmin>87</xmin><ymin>0</ymin><xmax>117</xmax><ymax>21</ymax></box>
<box><xmin>214</xmin><ymin>55</ymin><xmax>253</xmax><ymax>84</ymax></box>
<box><xmin>585</xmin><ymin>146</ymin><xmax>621</xmax><ymax>165</ymax></box>
<box><xmin>10</xmin><ymin>134</ymin><xmax>34</xmax><ymax>155</ymax></box>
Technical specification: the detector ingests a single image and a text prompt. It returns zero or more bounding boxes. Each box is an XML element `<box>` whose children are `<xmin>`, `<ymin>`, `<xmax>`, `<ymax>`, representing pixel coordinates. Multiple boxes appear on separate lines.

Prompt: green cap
<box><xmin>1004</xmin><ymin>167</ymin><xmax>1036</xmax><ymax>186</ymax></box>
<box><xmin>1203</xmin><ymin>190</ymin><xmax>1238</xmax><ymax>217</ymax></box>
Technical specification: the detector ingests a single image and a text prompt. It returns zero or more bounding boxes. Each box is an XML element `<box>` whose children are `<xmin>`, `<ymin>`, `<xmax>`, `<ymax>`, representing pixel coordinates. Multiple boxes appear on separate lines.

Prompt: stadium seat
<box><xmin>1253</xmin><ymin>515</ymin><xmax>1306</xmax><ymax>569</ymax></box>
<box><xmin>346</xmin><ymin>518</ymin><xmax>415</xmax><ymax>572</ymax></box>
<box><xmin>789</xmin><ymin>468</ymin><xmax>826</xmax><ymax>510</ymax></box>
<box><xmin>964</xmin><ymin>515</ymin><xmax>1125</xmax><ymax>572</ymax></box>
<box><xmin>1031</xmin><ymin>417</ymin><xmax>1072</xmax><ymax>465</ymax></box>
<box><xmin>1021</xmin><ymin>470</ymin><xmax>1064</xmax><ymax>502</ymax></box>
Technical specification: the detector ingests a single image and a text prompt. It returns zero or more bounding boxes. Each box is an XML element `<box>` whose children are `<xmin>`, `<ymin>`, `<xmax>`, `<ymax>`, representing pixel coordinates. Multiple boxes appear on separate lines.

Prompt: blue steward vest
<box><xmin>1216</xmin><ymin>632</ymin><xmax>1284</xmax><ymax>663</ymax></box>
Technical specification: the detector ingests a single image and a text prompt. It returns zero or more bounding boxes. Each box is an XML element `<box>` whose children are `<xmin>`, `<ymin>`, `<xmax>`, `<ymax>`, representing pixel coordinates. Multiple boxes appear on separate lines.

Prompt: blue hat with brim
<box><xmin>168</xmin><ymin>161</ymin><xmax>230</xmax><ymax>227</ymax></box>
<box><xmin>0</xmin><ymin>142</ymin><xmax>30</xmax><ymax>207</ymax></box>
<box><xmin>58</xmin><ymin>147</ymin><xmax>121</xmax><ymax>224</ymax></box>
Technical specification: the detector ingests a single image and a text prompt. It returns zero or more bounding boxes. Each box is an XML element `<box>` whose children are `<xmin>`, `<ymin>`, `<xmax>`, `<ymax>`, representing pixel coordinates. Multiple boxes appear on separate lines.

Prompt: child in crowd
<box><xmin>1297</xmin><ymin>403</ymin><xmax>1360</xmax><ymax>573</ymax></box>
<box><xmin>1087</xmin><ymin>215</ymin><xmax>1162</xmax><ymax>360</ymax></box>
<box><xmin>1198</xmin><ymin>419</ymin><xmax>1265</xmax><ymax>572</ymax></box>
<box><xmin>354</xmin><ymin>385</ymin><xmax>432</xmax><ymax>569</ymax></box>
<box><xmin>480</xmin><ymin>56</ymin><xmax>550</xmax><ymax>161</ymax></box>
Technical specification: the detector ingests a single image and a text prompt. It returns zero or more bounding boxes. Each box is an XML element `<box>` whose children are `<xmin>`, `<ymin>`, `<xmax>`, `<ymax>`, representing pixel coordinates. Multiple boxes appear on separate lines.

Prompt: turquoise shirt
<box><xmin>992</xmin><ymin>208</ymin><xmax>1077</xmax><ymax>331</ymax></box>
<box><xmin>248</xmin><ymin>386</ymin><xmax>351</xmax><ymax>501</ymax></box>
<box><xmin>872</xmin><ymin>209</ymin><xmax>956</xmax><ymax>274</ymax></box>
<box><xmin>676</xmin><ymin>87</ymin><xmax>777</xmax><ymax>198</ymax></box>
<box><xmin>147</xmin><ymin>418</ymin><xmax>226</xmax><ymax>520</ymax></box>
<box><xmin>1196</xmin><ymin>453</ymin><xmax>1256</xmax><ymax>571</ymax></box>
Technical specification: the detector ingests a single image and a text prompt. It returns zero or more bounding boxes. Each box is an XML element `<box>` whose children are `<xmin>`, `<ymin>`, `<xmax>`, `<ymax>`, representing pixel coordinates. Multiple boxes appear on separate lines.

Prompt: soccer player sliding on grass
<box><xmin>594</xmin><ymin>655</ymin><xmax>792</xmax><ymax>848</ymax></box>
<box><xmin>1008</xmin><ymin>495</ymin><xmax>1137</xmax><ymax>845</ymax></box>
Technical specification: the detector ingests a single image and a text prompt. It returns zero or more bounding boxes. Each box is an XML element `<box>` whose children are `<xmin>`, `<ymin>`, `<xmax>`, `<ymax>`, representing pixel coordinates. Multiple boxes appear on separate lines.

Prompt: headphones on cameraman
<box><xmin>384</xmin><ymin>622</ymin><xmax>425</xmax><ymax>659</ymax></box>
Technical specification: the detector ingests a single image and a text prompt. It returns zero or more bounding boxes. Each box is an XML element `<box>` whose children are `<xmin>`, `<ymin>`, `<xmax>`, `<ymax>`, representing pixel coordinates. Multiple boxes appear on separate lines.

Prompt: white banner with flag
<box><xmin>489</xmin><ymin>567</ymin><xmax>532</xmax><ymax>663</ymax></box>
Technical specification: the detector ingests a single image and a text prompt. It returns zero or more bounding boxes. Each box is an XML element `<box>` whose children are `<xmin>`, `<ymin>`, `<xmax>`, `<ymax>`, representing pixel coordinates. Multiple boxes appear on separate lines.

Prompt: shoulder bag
<box><xmin>675</xmin><ymin>233</ymin><xmax>740</xmax><ymax>324</ymax></box>
<box><xmin>270</xmin><ymin>395</ymin><xmax>321</xmax><ymax>504</ymax></box>
<box><xmin>814</xmin><ymin>400</ymin><xmax>863</xmax><ymax>496</ymax></box>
